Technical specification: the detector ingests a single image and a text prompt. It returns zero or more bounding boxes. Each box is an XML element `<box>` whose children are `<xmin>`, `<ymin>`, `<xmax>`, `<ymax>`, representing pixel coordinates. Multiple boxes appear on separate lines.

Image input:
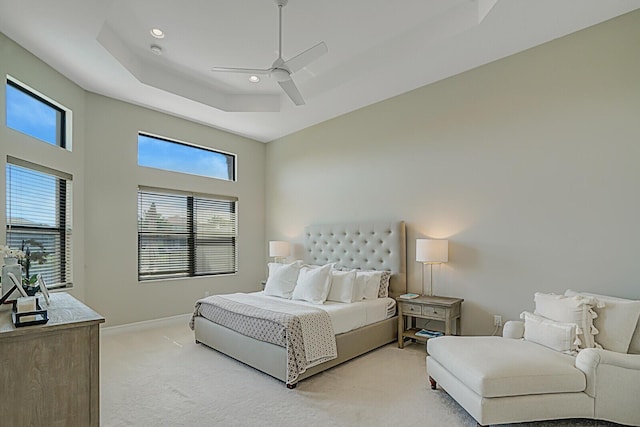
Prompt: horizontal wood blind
<box><xmin>138</xmin><ymin>189</ymin><xmax>237</xmax><ymax>280</ymax></box>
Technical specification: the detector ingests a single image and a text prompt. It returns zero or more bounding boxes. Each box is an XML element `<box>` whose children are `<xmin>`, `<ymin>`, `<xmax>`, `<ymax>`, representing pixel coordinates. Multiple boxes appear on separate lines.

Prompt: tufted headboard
<box><xmin>303</xmin><ymin>221</ymin><xmax>407</xmax><ymax>297</ymax></box>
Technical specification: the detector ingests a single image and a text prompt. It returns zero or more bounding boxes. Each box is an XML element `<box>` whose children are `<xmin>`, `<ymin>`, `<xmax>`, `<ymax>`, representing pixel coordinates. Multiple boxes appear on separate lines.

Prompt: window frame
<box><xmin>137</xmin><ymin>132</ymin><xmax>236</xmax><ymax>182</ymax></box>
<box><xmin>137</xmin><ymin>187</ymin><xmax>238</xmax><ymax>282</ymax></box>
<box><xmin>5</xmin><ymin>76</ymin><xmax>71</xmax><ymax>150</ymax></box>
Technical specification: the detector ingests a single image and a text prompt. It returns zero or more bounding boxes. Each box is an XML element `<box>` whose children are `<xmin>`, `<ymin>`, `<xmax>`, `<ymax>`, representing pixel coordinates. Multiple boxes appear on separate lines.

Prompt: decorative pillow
<box><xmin>534</xmin><ymin>292</ymin><xmax>599</xmax><ymax>349</ymax></box>
<box><xmin>352</xmin><ymin>271</ymin><xmax>366</xmax><ymax>301</ymax></box>
<box><xmin>378</xmin><ymin>270</ymin><xmax>391</xmax><ymax>298</ymax></box>
<box><xmin>357</xmin><ymin>271</ymin><xmax>383</xmax><ymax>300</ymax></box>
<box><xmin>291</xmin><ymin>263</ymin><xmax>333</xmax><ymax>304</ymax></box>
<box><xmin>521</xmin><ymin>311</ymin><xmax>579</xmax><ymax>355</ymax></box>
<box><xmin>264</xmin><ymin>262</ymin><xmax>300</xmax><ymax>299</ymax></box>
<box><xmin>565</xmin><ymin>290</ymin><xmax>640</xmax><ymax>353</ymax></box>
<box><xmin>327</xmin><ymin>269</ymin><xmax>357</xmax><ymax>303</ymax></box>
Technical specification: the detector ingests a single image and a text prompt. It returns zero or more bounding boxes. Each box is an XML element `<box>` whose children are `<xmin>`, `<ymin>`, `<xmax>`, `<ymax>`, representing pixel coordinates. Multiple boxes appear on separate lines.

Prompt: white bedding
<box><xmin>254</xmin><ymin>291</ymin><xmax>396</xmax><ymax>335</ymax></box>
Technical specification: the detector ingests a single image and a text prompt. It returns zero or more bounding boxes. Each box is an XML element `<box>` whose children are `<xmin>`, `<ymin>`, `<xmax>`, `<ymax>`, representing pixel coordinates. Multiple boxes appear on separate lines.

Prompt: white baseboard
<box><xmin>101</xmin><ymin>313</ymin><xmax>192</xmax><ymax>337</ymax></box>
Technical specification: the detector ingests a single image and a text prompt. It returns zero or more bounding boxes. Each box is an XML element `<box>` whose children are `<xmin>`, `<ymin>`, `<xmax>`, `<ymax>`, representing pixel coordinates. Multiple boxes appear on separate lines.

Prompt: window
<box><xmin>137</xmin><ymin>188</ymin><xmax>237</xmax><ymax>281</ymax></box>
<box><xmin>6</xmin><ymin>158</ymin><xmax>73</xmax><ymax>288</ymax></box>
<box><xmin>138</xmin><ymin>133</ymin><xmax>235</xmax><ymax>181</ymax></box>
<box><xmin>5</xmin><ymin>77</ymin><xmax>68</xmax><ymax>148</ymax></box>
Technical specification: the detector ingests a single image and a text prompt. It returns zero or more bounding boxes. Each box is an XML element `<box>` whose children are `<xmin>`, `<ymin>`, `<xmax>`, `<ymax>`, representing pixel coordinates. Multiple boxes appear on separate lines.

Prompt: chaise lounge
<box><xmin>427</xmin><ymin>290</ymin><xmax>640</xmax><ymax>426</ymax></box>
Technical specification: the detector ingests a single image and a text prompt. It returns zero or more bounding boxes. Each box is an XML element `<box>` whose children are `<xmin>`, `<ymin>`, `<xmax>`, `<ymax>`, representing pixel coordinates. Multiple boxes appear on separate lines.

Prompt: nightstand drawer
<box><xmin>422</xmin><ymin>305</ymin><xmax>446</xmax><ymax>319</ymax></box>
<box><xmin>402</xmin><ymin>303</ymin><xmax>422</xmax><ymax>314</ymax></box>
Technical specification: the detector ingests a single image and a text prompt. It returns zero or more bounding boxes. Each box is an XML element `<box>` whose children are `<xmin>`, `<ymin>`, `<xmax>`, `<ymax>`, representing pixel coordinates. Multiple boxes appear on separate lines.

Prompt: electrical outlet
<box><xmin>493</xmin><ymin>315</ymin><xmax>502</xmax><ymax>327</ymax></box>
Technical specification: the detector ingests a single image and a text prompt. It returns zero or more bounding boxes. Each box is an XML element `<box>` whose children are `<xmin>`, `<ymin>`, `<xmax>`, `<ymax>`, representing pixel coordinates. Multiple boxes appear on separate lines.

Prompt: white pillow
<box><xmin>327</xmin><ymin>269</ymin><xmax>357</xmax><ymax>303</ymax></box>
<box><xmin>357</xmin><ymin>271</ymin><xmax>383</xmax><ymax>300</ymax></box>
<box><xmin>352</xmin><ymin>272</ymin><xmax>365</xmax><ymax>301</ymax></box>
<box><xmin>534</xmin><ymin>292</ymin><xmax>598</xmax><ymax>349</ymax></box>
<box><xmin>263</xmin><ymin>262</ymin><xmax>300</xmax><ymax>299</ymax></box>
<box><xmin>291</xmin><ymin>263</ymin><xmax>333</xmax><ymax>304</ymax></box>
<box><xmin>521</xmin><ymin>311</ymin><xmax>579</xmax><ymax>355</ymax></box>
<box><xmin>565</xmin><ymin>290</ymin><xmax>640</xmax><ymax>353</ymax></box>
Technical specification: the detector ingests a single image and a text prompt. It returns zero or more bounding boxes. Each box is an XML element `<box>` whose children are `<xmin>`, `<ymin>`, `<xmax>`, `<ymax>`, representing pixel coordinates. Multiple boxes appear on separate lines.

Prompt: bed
<box><xmin>191</xmin><ymin>221</ymin><xmax>406</xmax><ymax>388</ymax></box>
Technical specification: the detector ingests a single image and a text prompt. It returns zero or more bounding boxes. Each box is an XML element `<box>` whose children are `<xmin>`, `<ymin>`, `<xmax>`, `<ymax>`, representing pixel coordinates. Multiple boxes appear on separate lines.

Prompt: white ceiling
<box><xmin>1</xmin><ymin>0</ymin><xmax>639</xmax><ymax>142</ymax></box>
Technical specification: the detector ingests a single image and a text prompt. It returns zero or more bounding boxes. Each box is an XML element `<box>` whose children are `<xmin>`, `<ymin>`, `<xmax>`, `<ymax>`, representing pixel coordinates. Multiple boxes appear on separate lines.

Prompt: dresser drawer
<box><xmin>402</xmin><ymin>303</ymin><xmax>422</xmax><ymax>315</ymax></box>
<box><xmin>422</xmin><ymin>305</ymin><xmax>446</xmax><ymax>319</ymax></box>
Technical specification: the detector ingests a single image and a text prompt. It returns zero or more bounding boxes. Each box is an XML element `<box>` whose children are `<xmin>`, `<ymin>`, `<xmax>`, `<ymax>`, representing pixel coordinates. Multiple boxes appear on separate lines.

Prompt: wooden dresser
<box><xmin>0</xmin><ymin>292</ymin><xmax>105</xmax><ymax>426</ymax></box>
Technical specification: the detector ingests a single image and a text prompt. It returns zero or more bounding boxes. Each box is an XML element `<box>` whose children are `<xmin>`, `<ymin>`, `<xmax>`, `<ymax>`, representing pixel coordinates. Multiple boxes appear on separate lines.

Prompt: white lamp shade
<box><xmin>269</xmin><ymin>241</ymin><xmax>290</xmax><ymax>258</ymax></box>
<box><xmin>416</xmin><ymin>239</ymin><xmax>448</xmax><ymax>263</ymax></box>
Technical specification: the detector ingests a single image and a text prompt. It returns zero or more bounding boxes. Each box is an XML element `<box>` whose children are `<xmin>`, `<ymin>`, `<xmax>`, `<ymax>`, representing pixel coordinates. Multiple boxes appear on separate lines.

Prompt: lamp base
<box><xmin>420</xmin><ymin>262</ymin><xmax>435</xmax><ymax>296</ymax></box>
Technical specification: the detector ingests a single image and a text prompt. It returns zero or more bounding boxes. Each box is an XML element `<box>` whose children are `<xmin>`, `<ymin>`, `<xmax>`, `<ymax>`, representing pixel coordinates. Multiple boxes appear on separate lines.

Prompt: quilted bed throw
<box><xmin>190</xmin><ymin>293</ymin><xmax>337</xmax><ymax>385</ymax></box>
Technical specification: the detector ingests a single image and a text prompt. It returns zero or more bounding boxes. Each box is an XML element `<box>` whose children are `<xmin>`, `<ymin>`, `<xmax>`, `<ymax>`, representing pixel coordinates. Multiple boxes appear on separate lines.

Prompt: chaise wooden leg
<box><xmin>429</xmin><ymin>376</ymin><xmax>437</xmax><ymax>390</ymax></box>
<box><xmin>286</xmin><ymin>383</ymin><xmax>297</xmax><ymax>389</ymax></box>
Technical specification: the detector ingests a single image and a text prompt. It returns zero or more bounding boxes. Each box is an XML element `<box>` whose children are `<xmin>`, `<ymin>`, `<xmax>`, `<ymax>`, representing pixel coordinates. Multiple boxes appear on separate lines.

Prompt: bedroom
<box><xmin>0</xmin><ymin>1</ymin><xmax>639</xmax><ymax>426</ymax></box>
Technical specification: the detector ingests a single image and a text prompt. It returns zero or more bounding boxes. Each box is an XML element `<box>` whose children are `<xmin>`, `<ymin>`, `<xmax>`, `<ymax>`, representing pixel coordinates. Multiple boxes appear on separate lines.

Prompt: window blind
<box><xmin>6</xmin><ymin>161</ymin><xmax>73</xmax><ymax>288</ymax></box>
<box><xmin>138</xmin><ymin>189</ymin><xmax>237</xmax><ymax>280</ymax></box>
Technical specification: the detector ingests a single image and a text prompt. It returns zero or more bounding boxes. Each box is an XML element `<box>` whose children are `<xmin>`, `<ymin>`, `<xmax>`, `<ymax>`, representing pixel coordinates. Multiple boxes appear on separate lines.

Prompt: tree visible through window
<box><xmin>138</xmin><ymin>188</ymin><xmax>237</xmax><ymax>280</ymax></box>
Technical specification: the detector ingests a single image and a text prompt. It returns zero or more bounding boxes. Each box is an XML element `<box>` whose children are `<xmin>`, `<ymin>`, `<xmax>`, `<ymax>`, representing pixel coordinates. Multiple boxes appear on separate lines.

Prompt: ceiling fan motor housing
<box><xmin>270</xmin><ymin>68</ymin><xmax>290</xmax><ymax>82</ymax></box>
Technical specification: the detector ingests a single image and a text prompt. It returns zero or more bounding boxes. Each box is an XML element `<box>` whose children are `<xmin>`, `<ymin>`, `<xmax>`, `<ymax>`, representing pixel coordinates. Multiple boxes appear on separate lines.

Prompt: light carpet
<box><xmin>100</xmin><ymin>316</ymin><xmax>622</xmax><ymax>427</ymax></box>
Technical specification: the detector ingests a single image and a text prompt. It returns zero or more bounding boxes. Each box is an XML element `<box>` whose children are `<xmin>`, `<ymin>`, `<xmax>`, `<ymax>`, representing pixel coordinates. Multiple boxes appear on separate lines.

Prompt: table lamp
<box><xmin>269</xmin><ymin>241</ymin><xmax>290</xmax><ymax>264</ymax></box>
<box><xmin>416</xmin><ymin>239</ymin><xmax>448</xmax><ymax>296</ymax></box>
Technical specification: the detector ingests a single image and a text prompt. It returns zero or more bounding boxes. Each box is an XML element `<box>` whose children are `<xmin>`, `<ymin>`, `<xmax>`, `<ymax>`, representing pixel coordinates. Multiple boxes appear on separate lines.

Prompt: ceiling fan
<box><xmin>211</xmin><ymin>0</ymin><xmax>327</xmax><ymax>106</ymax></box>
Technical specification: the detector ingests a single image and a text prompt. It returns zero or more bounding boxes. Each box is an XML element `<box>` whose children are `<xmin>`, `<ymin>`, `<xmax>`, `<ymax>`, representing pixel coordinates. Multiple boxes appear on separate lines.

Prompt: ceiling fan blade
<box><xmin>278</xmin><ymin>78</ymin><xmax>305</xmax><ymax>106</ymax></box>
<box><xmin>283</xmin><ymin>41</ymin><xmax>328</xmax><ymax>73</ymax></box>
<box><xmin>211</xmin><ymin>67</ymin><xmax>271</xmax><ymax>75</ymax></box>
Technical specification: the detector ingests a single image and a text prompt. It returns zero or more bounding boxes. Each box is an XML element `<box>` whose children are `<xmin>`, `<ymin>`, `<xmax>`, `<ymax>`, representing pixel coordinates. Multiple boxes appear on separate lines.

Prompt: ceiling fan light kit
<box><xmin>211</xmin><ymin>0</ymin><xmax>327</xmax><ymax>106</ymax></box>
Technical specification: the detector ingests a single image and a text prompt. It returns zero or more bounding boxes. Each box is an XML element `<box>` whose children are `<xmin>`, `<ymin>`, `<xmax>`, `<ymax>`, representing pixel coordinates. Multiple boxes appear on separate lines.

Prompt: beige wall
<box><xmin>84</xmin><ymin>94</ymin><xmax>265</xmax><ymax>326</ymax></box>
<box><xmin>265</xmin><ymin>11</ymin><xmax>640</xmax><ymax>335</ymax></box>
<box><xmin>0</xmin><ymin>32</ymin><xmax>87</xmax><ymax>301</ymax></box>
<box><xmin>1</xmin><ymin>32</ymin><xmax>267</xmax><ymax>326</ymax></box>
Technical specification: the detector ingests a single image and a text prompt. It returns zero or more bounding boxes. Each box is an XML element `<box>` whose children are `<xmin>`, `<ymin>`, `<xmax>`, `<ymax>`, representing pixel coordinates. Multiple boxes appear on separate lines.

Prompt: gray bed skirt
<box><xmin>194</xmin><ymin>315</ymin><xmax>397</xmax><ymax>386</ymax></box>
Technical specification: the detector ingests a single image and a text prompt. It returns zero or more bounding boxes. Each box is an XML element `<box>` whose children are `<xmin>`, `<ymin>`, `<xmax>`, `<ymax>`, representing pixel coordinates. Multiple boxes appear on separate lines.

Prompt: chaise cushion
<box><xmin>427</xmin><ymin>336</ymin><xmax>586</xmax><ymax>398</ymax></box>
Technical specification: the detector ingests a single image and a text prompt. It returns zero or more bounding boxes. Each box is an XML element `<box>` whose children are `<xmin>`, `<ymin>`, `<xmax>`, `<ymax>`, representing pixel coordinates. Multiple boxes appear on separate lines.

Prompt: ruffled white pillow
<box><xmin>565</xmin><ymin>290</ymin><xmax>640</xmax><ymax>353</ymax></box>
<box><xmin>534</xmin><ymin>292</ymin><xmax>599</xmax><ymax>349</ymax></box>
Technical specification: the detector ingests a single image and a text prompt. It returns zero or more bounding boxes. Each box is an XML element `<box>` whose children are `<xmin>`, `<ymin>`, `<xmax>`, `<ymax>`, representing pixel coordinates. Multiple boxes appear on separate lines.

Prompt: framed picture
<box><xmin>37</xmin><ymin>274</ymin><xmax>50</xmax><ymax>305</ymax></box>
<box><xmin>8</xmin><ymin>272</ymin><xmax>28</xmax><ymax>298</ymax></box>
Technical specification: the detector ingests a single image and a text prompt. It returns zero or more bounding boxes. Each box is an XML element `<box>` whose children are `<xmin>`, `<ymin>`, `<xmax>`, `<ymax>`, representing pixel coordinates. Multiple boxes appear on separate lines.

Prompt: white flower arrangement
<box><xmin>0</xmin><ymin>245</ymin><xmax>26</xmax><ymax>260</ymax></box>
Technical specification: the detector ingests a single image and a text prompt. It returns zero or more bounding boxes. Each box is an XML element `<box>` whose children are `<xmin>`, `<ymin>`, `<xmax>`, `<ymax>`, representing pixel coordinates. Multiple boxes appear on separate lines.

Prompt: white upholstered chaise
<box><xmin>427</xmin><ymin>291</ymin><xmax>640</xmax><ymax>426</ymax></box>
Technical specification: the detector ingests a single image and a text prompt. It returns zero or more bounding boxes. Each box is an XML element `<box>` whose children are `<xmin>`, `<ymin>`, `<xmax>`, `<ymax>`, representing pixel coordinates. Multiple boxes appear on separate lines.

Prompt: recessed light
<box><xmin>150</xmin><ymin>28</ymin><xmax>165</xmax><ymax>39</ymax></box>
<box><xmin>249</xmin><ymin>75</ymin><xmax>260</xmax><ymax>83</ymax></box>
<box><xmin>150</xmin><ymin>45</ymin><xmax>163</xmax><ymax>55</ymax></box>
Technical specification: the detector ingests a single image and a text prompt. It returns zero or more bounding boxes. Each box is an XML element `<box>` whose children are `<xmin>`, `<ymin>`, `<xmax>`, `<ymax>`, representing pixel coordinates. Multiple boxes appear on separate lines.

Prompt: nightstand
<box><xmin>396</xmin><ymin>295</ymin><xmax>463</xmax><ymax>348</ymax></box>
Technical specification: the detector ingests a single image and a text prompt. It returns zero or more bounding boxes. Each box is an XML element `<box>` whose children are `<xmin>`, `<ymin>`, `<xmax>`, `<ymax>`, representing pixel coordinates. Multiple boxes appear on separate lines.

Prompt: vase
<box><xmin>3</xmin><ymin>256</ymin><xmax>19</xmax><ymax>265</ymax></box>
